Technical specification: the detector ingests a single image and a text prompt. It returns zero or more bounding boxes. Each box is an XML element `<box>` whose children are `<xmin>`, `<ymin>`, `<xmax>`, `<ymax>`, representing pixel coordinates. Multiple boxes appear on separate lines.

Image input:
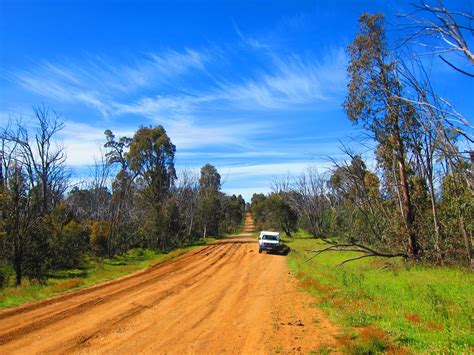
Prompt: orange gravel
<box><xmin>0</xmin><ymin>214</ymin><xmax>339</xmax><ymax>354</ymax></box>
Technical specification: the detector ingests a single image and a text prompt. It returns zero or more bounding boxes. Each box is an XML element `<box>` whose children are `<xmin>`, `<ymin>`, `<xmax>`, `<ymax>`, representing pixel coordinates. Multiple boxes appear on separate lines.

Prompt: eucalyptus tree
<box><xmin>261</xmin><ymin>194</ymin><xmax>297</xmax><ymax>238</ymax></box>
<box><xmin>126</xmin><ymin>126</ymin><xmax>177</xmax><ymax>249</ymax></box>
<box><xmin>250</xmin><ymin>193</ymin><xmax>266</xmax><ymax>229</ymax></box>
<box><xmin>222</xmin><ymin>194</ymin><xmax>245</xmax><ymax>233</ymax></box>
<box><xmin>344</xmin><ymin>13</ymin><xmax>420</xmax><ymax>258</ymax></box>
<box><xmin>103</xmin><ymin>130</ymin><xmax>133</xmax><ymax>255</ymax></box>
<box><xmin>173</xmin><ymin>169</ymin><xmax>199</xmax><ymax>240</ymax></box>
<box><xmin>198</xmin><ymin>164</ymin><xmax>221</xmax><ymax>238</ymax></box>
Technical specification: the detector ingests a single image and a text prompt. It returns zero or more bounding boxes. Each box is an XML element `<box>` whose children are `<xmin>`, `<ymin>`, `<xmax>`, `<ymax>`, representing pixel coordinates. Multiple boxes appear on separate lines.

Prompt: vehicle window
<box><xmin>262</xmin><ymin>235</ymin><xmax>278</xmax><ymax>241</ymax></box>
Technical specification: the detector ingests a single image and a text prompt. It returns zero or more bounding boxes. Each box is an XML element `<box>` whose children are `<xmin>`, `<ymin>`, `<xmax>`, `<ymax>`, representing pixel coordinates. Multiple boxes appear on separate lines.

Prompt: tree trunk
<box><xmin>282</xmin><ymin>223</ymin><xmax>292</xmax><ymax>238</ymax></box>
<box><xmin>0</xmin><ymin>150</ymin><xmax>4</xmax><ymax>191</ymax></box>
<box><xmin>470</xmin><ymin>151</ymin><xmax>474</xmax><ymax>193</ymax></box>
<box><xmin>14</xmin><ymin>243</ymin><xmax>22</xmax><ymax>286</ymax></box>
<box><xmin>188</xmin><ymin>213</ymin><xmax>194</xmax><ymax>238</ymax></box>
<box><xmin>395</xmin><ymin>134</ymin><xmax>418</xmax><ymax>258</ymax></box>
<box><xmin>15</xmin><ymin>262</ymin><xmax>22</xmax><ymax>286</ymax></box>
<box><xmin>428</xmin><ymin>177</ymin><xmax>443</xmax><ymax>264</ymax></box>
<box><xmin>460</xmin><ymin>218</ymin><xmax>473</xmax><ymax>271</ymax></box>
<box><xmin>42</xmin><ymin>175</ymin><xmax>48</xmax><ymax>214</ymax></box>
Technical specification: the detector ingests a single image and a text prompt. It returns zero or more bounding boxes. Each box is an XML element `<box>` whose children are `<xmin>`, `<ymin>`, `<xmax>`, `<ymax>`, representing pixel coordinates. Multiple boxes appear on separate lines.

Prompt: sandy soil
<box><xmin>0</xmin><ymin>214</ymin><xmax>339</xmax><ymax>354</ymax></box>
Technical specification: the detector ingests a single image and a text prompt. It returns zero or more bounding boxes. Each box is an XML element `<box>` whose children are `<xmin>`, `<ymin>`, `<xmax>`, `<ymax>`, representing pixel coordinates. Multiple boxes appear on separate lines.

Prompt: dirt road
<box><xmin>0</xmin><ymin>215</ymin><xmax>338</xmax><ymax>354</ymax></box>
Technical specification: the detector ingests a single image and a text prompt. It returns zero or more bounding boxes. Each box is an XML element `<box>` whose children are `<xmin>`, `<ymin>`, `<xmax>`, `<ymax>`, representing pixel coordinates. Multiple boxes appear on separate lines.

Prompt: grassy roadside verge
<box><xmin>0</xmin><ymin>237</ymin><xmax>216</xmax><ymax>309</ymax></box>
<box><xmin>285</xmin><ymin>231</ymin><xmax>474</xmax><ymax>354</ymax></box>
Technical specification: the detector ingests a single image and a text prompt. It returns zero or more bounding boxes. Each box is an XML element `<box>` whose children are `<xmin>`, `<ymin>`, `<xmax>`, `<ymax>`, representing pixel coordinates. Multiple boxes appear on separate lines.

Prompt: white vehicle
<box><xmin>258</xmin><ymin>231</ymin><xmax>280</xmax><ymax>254</ymax></box>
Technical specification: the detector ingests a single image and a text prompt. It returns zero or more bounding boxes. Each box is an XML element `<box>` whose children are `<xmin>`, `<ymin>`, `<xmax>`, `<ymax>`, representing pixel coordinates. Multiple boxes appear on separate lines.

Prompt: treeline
<box><xmin>0</xmin><ymin>111</ymin><xmax>245</xmax><ymax>286</ymax></box>
<box><xmin>252</xmin><ymin>5</ymin><xmax>473</xmax><ymax>267</ymax></box>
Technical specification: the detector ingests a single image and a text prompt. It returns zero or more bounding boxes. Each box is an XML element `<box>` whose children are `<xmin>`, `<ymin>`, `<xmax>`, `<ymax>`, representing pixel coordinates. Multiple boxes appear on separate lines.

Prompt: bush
<box><xmin>90</xmin><ymin>221</ymin><xmax>111</xmax><ymax>257</ymax></box>
<box><xmin>0</xmin><ymin>263</ymin><xmax>14</xmax><ymax>288</ymax></box>
<box><xmin>49</xmin><ymin>220</ymin><xmax>90</xmax><ymax>269</ymax></box>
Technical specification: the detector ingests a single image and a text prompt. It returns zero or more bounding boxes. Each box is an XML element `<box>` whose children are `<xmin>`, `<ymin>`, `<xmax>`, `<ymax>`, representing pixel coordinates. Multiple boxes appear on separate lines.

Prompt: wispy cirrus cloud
<box><xmin>232</xmin><ymin>21</ymin><xmax>270</xmax><ymax>50</ymax></box>
<box><xmin>114</xmin><ymin>94</ymin><xmax>205</xmax><ymax>123</ymax></box>
<box><xmin>6</xmin><ymin>49</ymin><xmax>209</xmax><ymax>116</ymax></box>
<box><xmin>167</xmin><ymin>120</ymin><xmax>268</xmax><ymax>149</ymax></box>
<box><xmin>106</xmin><ymin>46</ymin><xmax>348</xmax><ymax>124</ymax></box>
<box><xmin>57</xmin><ymin>118</ymin><xmax>270</xmax><ymax>166</ymax></box>
<box><xmin>216</xmin><ymin>48</ymin><xmax>347</xmax><ymax>110</ymax></box>
<box><xmin>219</xmin><ymin>161</ymin><xmax>331</xmax><ymax>179</ymax></box>
<box><xmin>7</xmin><ymin>44</ymin><xmax>347</xmax><ymax>118</ymax></box>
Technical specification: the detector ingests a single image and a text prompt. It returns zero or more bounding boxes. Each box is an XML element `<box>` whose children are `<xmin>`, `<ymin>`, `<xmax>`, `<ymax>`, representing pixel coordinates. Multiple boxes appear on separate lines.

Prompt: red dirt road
<box><xmin>0</xmin><ymin>215</ymin><xmax>338</xmax><ymax>354</ymax></box>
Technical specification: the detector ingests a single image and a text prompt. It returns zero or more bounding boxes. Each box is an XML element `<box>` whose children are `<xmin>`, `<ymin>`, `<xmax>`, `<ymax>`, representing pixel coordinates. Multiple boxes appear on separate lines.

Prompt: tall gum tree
<box><xmin>343</xmin><ymin>13</ymin><xmax>420</xmax><ymax>258</ymax></box>
<box><xmin>198</xmin><ymin>164</ymin><xmax>221</xmax><ymax>238</ymax></box>
<box><xmin>126</xmin><ymin>126</ymin><xmax>177</xmax><ymax>249</ymax></box>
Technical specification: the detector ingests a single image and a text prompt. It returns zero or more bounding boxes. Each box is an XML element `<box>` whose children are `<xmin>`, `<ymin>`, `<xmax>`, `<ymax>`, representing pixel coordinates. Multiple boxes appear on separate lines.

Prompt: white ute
<box><xmin>258</xmin><ymin>231</ymin><xmax>280</xmax><ymax>254</ymax></box>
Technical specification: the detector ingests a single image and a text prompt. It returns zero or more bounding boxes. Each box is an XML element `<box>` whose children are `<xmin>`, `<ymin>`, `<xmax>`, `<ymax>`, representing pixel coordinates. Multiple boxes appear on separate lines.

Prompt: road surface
<box><xmin>0</xmin><ymin>215</ymin><xmax>338</xmax><ymax>354</ymax></box>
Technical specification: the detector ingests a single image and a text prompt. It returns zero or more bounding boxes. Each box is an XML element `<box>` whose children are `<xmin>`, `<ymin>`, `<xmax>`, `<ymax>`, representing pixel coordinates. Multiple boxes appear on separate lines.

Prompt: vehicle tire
<box><xmin>258</xmin><ymin>248</ymin><xmax>262</xmax><ymax>254</ymax></box>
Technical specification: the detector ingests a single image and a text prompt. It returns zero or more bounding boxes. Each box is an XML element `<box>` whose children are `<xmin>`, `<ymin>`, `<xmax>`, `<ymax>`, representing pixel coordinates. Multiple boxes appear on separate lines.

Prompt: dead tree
<box><xmin>5</xmin><ymin>107</ymin><xmax>68</xmax><ymax>214</ymax></box>
<box><xmin>401</xmin><ymin>0</ymin><xmax>474</xmax><ymax>77</ymax></box>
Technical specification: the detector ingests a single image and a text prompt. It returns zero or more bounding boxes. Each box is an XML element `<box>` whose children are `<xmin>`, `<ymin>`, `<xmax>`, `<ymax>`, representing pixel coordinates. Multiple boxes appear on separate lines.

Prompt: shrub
<box><xmin>0</xmin><ymin>263</ymin><xmax>14</xmax><ymax>288</ymax></box>
<box><xmin>90</xmin><ymin>221</ymin><xmax>111</xmax><ymax>257</ymax></box>
<box><xmin>49</xmin><ymin>220</ymin><xmax>90</xmax><ymax>269</ymax></box>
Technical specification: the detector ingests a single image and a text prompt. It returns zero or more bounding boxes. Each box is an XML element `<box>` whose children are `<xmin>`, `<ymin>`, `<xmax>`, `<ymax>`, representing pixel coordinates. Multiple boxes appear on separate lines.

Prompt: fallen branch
<box><xmin>305</xmin><ymin>241</ymin><xmax>407</xmax><ymax>266</ymax></box>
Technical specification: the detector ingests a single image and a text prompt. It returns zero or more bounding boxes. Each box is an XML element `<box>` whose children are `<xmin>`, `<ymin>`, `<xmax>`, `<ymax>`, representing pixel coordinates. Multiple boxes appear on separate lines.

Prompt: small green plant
<box><xmin>348</xmin><ymin>310</ymin><xmax>379</xmax><ymax>327</ymax></box>
<box><xmin>313</xmin><ymin>344</ymin><xmax>333</xmax><ymax>354</ymax></box>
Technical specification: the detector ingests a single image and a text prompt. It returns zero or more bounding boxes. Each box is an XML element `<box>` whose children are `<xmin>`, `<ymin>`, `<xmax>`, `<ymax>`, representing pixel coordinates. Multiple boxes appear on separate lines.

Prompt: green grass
<box><xmin>0</xmin><ymin>237</ymin><xmax>215</xmax><ymax>309</ymax></box>
<box><xmin>285</xmin><ymin>231</ymin><xmax>474</xmax><ymax>354</ymax></box>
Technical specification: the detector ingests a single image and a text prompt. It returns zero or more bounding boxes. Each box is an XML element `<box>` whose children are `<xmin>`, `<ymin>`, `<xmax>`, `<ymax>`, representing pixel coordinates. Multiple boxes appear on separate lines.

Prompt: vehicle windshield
<box><xmin>262</xmin><ymin>235</ymin><xmax>278</xmax><ymax>241</ymax></box>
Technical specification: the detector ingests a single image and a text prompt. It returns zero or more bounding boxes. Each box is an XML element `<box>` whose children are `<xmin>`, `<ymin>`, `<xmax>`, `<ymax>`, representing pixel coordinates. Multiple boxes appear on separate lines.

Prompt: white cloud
<box><xmin>218</xmin><ymin>161</ymin><xmax>332</xmax><ymax>179</ymax></box>
<box><xmin>107</xmin><ymin>46</ymin><xmax>348</xmax><ymax>128</ymax></box>
<box><xmin>8</xmin><ymin>49</ymin><xmax>209</xmax><ymax>117</ymax></box>
<box><xmin>167</xmin><ymin>119</ymin><xmax>269</xmax><ymax>149</ymax></box>
<box><xmin>56</xmin><ymin>118</ymin><xmax>269</xmax><ymax>166</ymax></box>
<box><xmin>220</xmin><ymin>162</ymin><xmax>333</xmax><ymax>202</ymax></box>
<box><xmin>8</xmin><ymin>44</ymin><xmax>347</xmax><ymax>120</ymax></box>
<box><xmin>58</xmin><ymin>121</ymin><xmax>134</xmax><ymax>166</ymax></box>
<box><xmin>113</xmin><ymin>95</ymin><xmax>199</xmax><ymax>123</ymax></box>
<box><xmin>233</xmin><ymin>21</ymin><xmax>270</xmax><ymax>50</ymax></box>
<box><xmin>177</xmin><ymin>150</ymin><xmax>288</xmax><ymax>159</ymax></box>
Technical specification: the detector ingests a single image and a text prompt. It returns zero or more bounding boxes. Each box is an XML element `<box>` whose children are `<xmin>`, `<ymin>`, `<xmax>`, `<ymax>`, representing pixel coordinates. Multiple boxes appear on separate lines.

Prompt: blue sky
<box><xmin>1</xmin><ymin>0</ymin><xmax>473</xmax><ymax>201</ymax></box>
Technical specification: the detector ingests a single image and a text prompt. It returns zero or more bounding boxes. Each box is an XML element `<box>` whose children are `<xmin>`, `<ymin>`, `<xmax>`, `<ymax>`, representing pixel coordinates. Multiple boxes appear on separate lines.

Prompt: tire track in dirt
<box><xmin>0</xmin><ymin>243</ymin><xmax>223</xmax><ymax>329</ymax></box>
<box><xmin>0</xmin><ymin>242</ymin><xmax>233</xmax><ymax>345</ymax></box>
<box><xmin>0</xmin><ymin>244</ymin><xmax>216</xmax><ymax>322</ymax></box>
<box><xmin>56</xmin><ymin>243</ymin><xmax>243</xmax><ymax>353</ymax></box>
